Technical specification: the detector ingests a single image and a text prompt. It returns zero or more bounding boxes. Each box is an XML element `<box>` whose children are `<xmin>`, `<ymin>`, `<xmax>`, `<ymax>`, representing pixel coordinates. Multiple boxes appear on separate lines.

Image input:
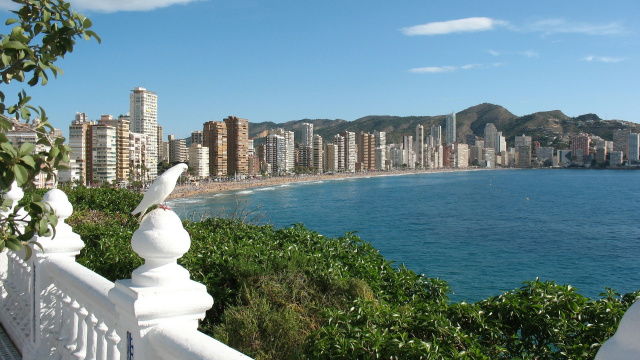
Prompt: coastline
<box><xmin>167</xmin><ymin>167</ymin><xmax>494</xmax><ymax>200</ymax></box>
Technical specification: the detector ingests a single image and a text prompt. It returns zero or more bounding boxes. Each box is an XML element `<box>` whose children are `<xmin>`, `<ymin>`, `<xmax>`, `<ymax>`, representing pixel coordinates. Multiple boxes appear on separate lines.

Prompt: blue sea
<box><xmin>168</xmin><ymin>169</ymin><xmax>640</xmax><ymax>303</ymax></box>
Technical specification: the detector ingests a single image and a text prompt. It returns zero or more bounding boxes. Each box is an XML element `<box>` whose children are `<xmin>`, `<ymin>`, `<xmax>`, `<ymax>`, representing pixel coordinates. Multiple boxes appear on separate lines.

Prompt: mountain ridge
<box><xmin>248</xmin><ymin>103</ymin><xmax>640</xmax><ymax>146</ymax></box>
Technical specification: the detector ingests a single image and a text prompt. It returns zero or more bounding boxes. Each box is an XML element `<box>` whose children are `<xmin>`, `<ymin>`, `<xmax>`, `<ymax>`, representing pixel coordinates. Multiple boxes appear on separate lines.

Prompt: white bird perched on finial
<box><xmin>131</xmin><ymin>163</ymin><xmax>188</xmax><ymax>221</ymax></box>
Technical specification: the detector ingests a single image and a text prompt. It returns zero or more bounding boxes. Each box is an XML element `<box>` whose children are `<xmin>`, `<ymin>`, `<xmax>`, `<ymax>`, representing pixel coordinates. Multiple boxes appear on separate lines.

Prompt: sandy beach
<box><xmin>167</xmin><ymin>167</ymin><xmax>489</xmax><ymax>200</ymax></box>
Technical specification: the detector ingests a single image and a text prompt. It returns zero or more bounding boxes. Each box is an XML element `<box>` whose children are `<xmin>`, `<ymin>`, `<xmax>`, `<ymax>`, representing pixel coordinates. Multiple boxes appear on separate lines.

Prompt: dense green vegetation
<box><xmin>60</xmin><ymin>186</ymin><xmax>636</xmax><ymax>359</ymax></box>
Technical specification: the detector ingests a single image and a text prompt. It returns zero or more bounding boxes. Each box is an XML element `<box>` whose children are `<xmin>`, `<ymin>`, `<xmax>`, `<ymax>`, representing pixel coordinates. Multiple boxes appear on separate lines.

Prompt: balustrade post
<box><xmin>0</xmin><ymin>182</ymin><xmax>35</xmax><ymax>357</ymax></box>
<box><xmin>0</xmin><ymin>182</ymin><xmax>26</xmax><ymax>299</ymax></box>
<box><xmin>108</xmin><ymin>208</ymin><xmax>213</xmax><ymax>359</ymax></box>
<box><xmin>27</xmin><ymin>189</ymin><xmax>85</xmax><ymax>359</ymax></box>
<box><xmin>595</xmin><ymin>299</ymin><xmax>640</xmax><ymax>359</ymax></box>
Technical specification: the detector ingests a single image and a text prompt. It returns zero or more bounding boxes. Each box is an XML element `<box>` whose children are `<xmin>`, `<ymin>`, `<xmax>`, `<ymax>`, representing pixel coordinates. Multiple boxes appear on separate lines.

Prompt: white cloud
<box><xmin>402</xmin><ymin>17</ymin><xmax>508</xmax><ymax>36</ymax></box>
<box><xmin>409</xmin><ymin>66</ymin><xmax>457</xmax><ymax>73</ymax></box>
<box><xmin>488</xmin><ymin>49</ymin><xmax>501</xmax><ymax>56</ymax></box>
<box><xmin>519</xmin><ymin>50</ymin><xmax>539</xmax><ymax>58</ymax></box>
<box><xmin>410</xmin><ymin>63</ymin><xmax>502</xmax><ymax>73</ymax></box>
<box><xmin>55</xmin><ymin>0</ymin><xmax>200</xmax><ymax>13</ymax></box>
<box><xmin>583</xmin><ymin>55</ymin><xmax>624</xmax><ymax>63</ymax></box>
<box><xmin>525</xmin><ymin>19</ymin><xmax>624</xmax><ymax>36</ymax></box>
<box><xmin>461</xmin><ymin>64</ymin><xmax>482</xmax><ymax>70</ymax></box>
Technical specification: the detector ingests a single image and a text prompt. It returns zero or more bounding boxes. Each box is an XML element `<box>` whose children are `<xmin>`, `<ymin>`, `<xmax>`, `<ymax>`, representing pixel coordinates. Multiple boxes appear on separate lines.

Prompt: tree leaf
<box><xmin>13</xmin><ymin>164</ymin><xmax>28</xmax><ymax>185</ymax></box>
<box><xmin>19</xmin><ymin>142</ymin><xmax>35</xmax><ymax>156</ymax></box>
<box><xmin>6</xmin><ymin>238</ymin><xmax>22</xmax><ymax>252</ymax></box>
<box><xmin>20</xmin><ymin>155</ymin><xmax>36</xmax><ymax>168</ymax></box>
<box><xmin>23</xmin><ymin>243</ymin><xmax>32</xmax><ymax>260</ymax></box>
<box><xmin>1</xmin><ymin>142</ymin><xmax>17</xmax><ymax>157</ymax></box>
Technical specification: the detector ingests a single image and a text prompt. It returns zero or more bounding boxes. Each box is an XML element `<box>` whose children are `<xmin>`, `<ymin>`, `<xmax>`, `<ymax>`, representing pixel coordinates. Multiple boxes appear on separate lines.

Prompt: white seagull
<box><xmin>131</xmin><ymin>163</ymin><xmax>188</xmax><ymax>221</ymax></box>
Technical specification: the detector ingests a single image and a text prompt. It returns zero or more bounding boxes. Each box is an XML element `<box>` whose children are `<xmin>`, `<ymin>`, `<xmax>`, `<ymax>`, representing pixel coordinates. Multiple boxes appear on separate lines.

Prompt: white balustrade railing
<box><xmin>148</xmin><ymin>326</ymin><xmax>250</xmax><ymax>360</ymax></box>
<box><xmin>0</xmin><ymin>187</ymin><xmax>253</xmax><ymax>360</ymax></box>
<box><xmin>0</xmin><ymin>251</ymin><xmax>33</xmax><ymax>354</ymax></box>
<box><xmin>44</xmin><ymin>259</ymin><xmax>121</xmax><ymax>360</ymax></box>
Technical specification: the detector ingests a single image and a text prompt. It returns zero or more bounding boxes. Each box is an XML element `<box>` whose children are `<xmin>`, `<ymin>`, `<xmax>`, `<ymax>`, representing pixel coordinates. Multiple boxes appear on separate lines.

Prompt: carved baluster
<box><xmin>58</xmin><ymin>294</ymin><xmax>72</xmax><ymax>342</ymax></box>
<box><xmin>49</xmin><ymin>288</ymin><xmax>64</xmax><ymax>339</ymax></box>
<box><xmin>106</xmin><ymin>328</ymin><xmax>121</xmax><ymax>360</ymax></box>
<box><xmin>72</xmin><ymin>305</ymin><xmax>89</xmax><ymax>357</ymax></box>
<box><xmin>84</xmin><ymin>313</ymin><xmax>98</xmax><ymax>360</ymax></box>
<box><xmin>95</xmin><ymin>320</ymin><xmax>108</xmax><ymax>360</ymax></box>
<box><xmin>65</xmin><ymin>299</ymin><xmax>80</xmax><ymax>352</ymax></box>
<box><xmin>17</xmin><ymin>258</ymin><xmax>31</xmax><ymax>331</ymax></box>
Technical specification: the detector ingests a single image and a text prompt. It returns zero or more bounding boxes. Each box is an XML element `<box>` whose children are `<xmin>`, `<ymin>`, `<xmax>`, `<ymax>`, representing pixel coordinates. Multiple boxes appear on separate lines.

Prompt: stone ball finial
<box><xmin>2</xmin><ymin>181</ymin><xmax>28</xmax><ymax>225</ymax></box>
<box><xmin>43</xmin><ymin>189</ymin><xmax>73</xmax><ymax>223</ymax></box>
<box><xmin>131</xmin><ymin>209</ymin><xmax>191</xmax><ymax>287</ymax></box>
<box><xmin>4</xmin><ymin>181</ymin><xmax>24</xmax><ymax>205</ymax></box>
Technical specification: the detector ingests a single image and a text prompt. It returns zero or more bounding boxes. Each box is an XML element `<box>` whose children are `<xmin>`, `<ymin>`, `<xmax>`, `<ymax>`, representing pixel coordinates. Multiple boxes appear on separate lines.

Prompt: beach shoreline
<box><xmin>167</xmin><ymin>167</ymin><xmax>495</xmax><ymax>200</ymax></box>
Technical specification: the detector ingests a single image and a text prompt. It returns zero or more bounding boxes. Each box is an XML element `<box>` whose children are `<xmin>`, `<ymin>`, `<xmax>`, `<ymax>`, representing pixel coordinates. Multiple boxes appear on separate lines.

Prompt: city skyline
<box><xmin>1</xmin><ymin>0</ymin><xmax>638</xmax><ymax>140</ymax></box>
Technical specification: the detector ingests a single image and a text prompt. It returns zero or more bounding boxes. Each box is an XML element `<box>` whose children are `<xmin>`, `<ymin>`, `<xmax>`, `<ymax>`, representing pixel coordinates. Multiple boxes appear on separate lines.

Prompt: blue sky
<box><xmin>1</xmin><ymin>0</ymin><xmax>639</xmax><ymax>139</ymax></box>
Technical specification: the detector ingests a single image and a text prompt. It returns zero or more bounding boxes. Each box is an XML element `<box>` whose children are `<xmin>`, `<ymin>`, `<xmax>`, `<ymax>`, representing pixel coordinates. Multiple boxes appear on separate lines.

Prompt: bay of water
<box><xmin>168</xmin><ymin>169</ymin><xmax>640</xmax><ymax>303</ymax></box>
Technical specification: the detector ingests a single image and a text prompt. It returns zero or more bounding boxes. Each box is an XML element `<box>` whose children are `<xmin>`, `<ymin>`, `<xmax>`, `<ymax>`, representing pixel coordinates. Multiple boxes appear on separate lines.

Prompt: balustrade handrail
<box><xmin>45</xmin><ymin>258</ymin><xmax>115</xmax><ymax>315</ymax></box>
<box><xmin>148</xmin><ymin>326</ymin><xmax>252</xmax><ymax>360</ymax></box>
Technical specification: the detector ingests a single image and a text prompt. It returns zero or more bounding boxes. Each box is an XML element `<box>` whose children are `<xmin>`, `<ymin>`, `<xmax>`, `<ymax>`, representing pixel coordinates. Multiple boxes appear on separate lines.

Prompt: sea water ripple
<box><xmin>170</xmin><ymin>169</ymin><xmax>640</xmax><ymax>302</ymax></box>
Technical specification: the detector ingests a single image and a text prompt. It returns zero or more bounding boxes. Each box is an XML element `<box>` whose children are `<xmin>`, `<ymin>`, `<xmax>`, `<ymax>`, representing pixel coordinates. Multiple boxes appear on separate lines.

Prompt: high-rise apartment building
<box><xmin>203</xmin><ymin>121</ymin><xmax>227</xmax><ymax>176</ymax></box>
<box><xmin>266</xmin><ymin>134</ymin><xmax>285</xmax><ymax>174</ymax></box>
<box><xmin>516</xmin><ymin>146</ymin><xmax>531</xmax><ymax>168</ymax></box>
<box><xmin>312</xmin><ymin>134</ymin><xmax>323</xmax><ymax>171</ymax></box>
<box><xmin>342</xmin><ymin>131</ymin><xmax>357</xmax><ymax>172</ymax></box>
<box><xmin>454</xmin><ymin>143</ymin><xmax>469</xmax><ymax>168</ymax></box>
<box><xmin>157</xmin><ymin>124</ymin><xmax>163</xmax><ymax>164</ymax></box>
<box><xmin>613</xmin><ymin>129</ymin><xmax>631</xmax><ymax>158</ymax></box>
<box><xmin>168</xmin><ymin>135</ymin><xmax>188</xmax><ymax>164</ymax></box>
<box><xmin>497</xmin><ymin>134</ymin><xmax>507</xmax><ymax>153</ymax></box>
<box><xmin>130</xmin><ymin>87</ymin><xmax>158</xmax><ymax>179</ymax></box>
<box><xmin>536</xmin><ymin>147</ymin><xmax>554</xmax><ymax>163</ymax></box>
<box><xmin>442</xmin><ymin>145</ymin><xmax>451</xmax><ymax>167</ymax></box>
<box><xmin>129</xmin><ymin>132</ymin><xmax>148</xmax><ymax>182</ymax></box>
<box><xmin>300</xmin><ymin>123</ymin><xmax>314</xmax><ymax>168</ymax></box>
<box><xmin>482</xmin><ymin>148</ymin><xmax>496</xmax><ymax>168</ymax></box>
<box><xmin>333</xmin><ymin>134</ymin><xmax>345</xmax><ymax>171</ymax></box>
<box><xmin>324</xmin><ymin>143</ymin><xmax>337</xmax><ymax>172</ymax></box>
<box><xmin>515</xmin><ymin>134</ymin><xmax>532</xmax><ymax>148</ymax></box>
<box><xmin>416</xmin><ymin>125</ymin><xmax>424</xmax><ymax>167</ymax></box>
<box><xmin>629</xmin><ymin>133</ymin><xmax>640</xmax><ymax>162</ymax></box>
<box><xmin>431</xmin><ymin>125</ymin><xmax>442</xmax><ymax>146</ymax></box>
<box><xmin>97</xmin><ymin>115</ymin><xmax>130</xmax><ymax>184</ymax></box>
<box><xmin>389</xmin><ymin>145</ymin><xmax>405</xmax><ymax>168</ymax></box>
<box><xmin>302</xmin><ymin>123</ymin><xmax>313</xmax><ymax>147</ymax></box>
<box><xmin>484</xmin><ymin>123</ymin><xmax>497</xmax><ymax>151</ymax></box>
<box><xmin>445</xmin><ymin>112</ymin><xmax>456</xmax><ymax>145</ymax></box>
<box><xmin>374</xmin><ymin>131</ymin><xmax>386</xmax><ymax>171</ymax></box>
<box><xmin>188</xmin><ymin>144</ymin><xmax>209</xmax><ymax>178</ymax></box>
<box><xmin>570</xmin><ymin>134</ymin><xmax>590</xmax><ymax>160</ymax></box>
<box><xmin>224</xmin><ymin>116</ymin><xmax>249</xmax><ymax>175</ymax></box>
<box><xmin>357</xmin><ymin>131</ymin><xmax>375</xmax><ymax>171</ymax></box>
<box><xmin>90</xmin><ymin>124</ymin><xmax>117</xmax><ymax>184</ymax></box>
<box><xmin>269</xmin><ymin>128</ymin><xmax>294</xmax><ymax>172</ymax></box>
<box><xmin>68</xmin><ymin>113</ymin><xmax>94</xmax><ymax>184</ymax></box>
<box><xmin>610</xmin><ymin>151</ymin><xmax>624</xmax><ymax>166</ymax></box>
<box><xmin>374</xmin><ymin>131</ymin><xmax>386</xmax><ymax>149</ymax></box>
<box><xmin>514</xmin><ymin>134</ymin><xmax>532</xmax><ymax>168</ymax></box>
<box><xmin>191</xmin><ymin>130</ymin><xmax>204</xmax><ymax>146</ymax></box>
<box><xmin>596</xmin><ymin>147</ymin><xmax>607</xmax><ymax>165</ymax></box>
